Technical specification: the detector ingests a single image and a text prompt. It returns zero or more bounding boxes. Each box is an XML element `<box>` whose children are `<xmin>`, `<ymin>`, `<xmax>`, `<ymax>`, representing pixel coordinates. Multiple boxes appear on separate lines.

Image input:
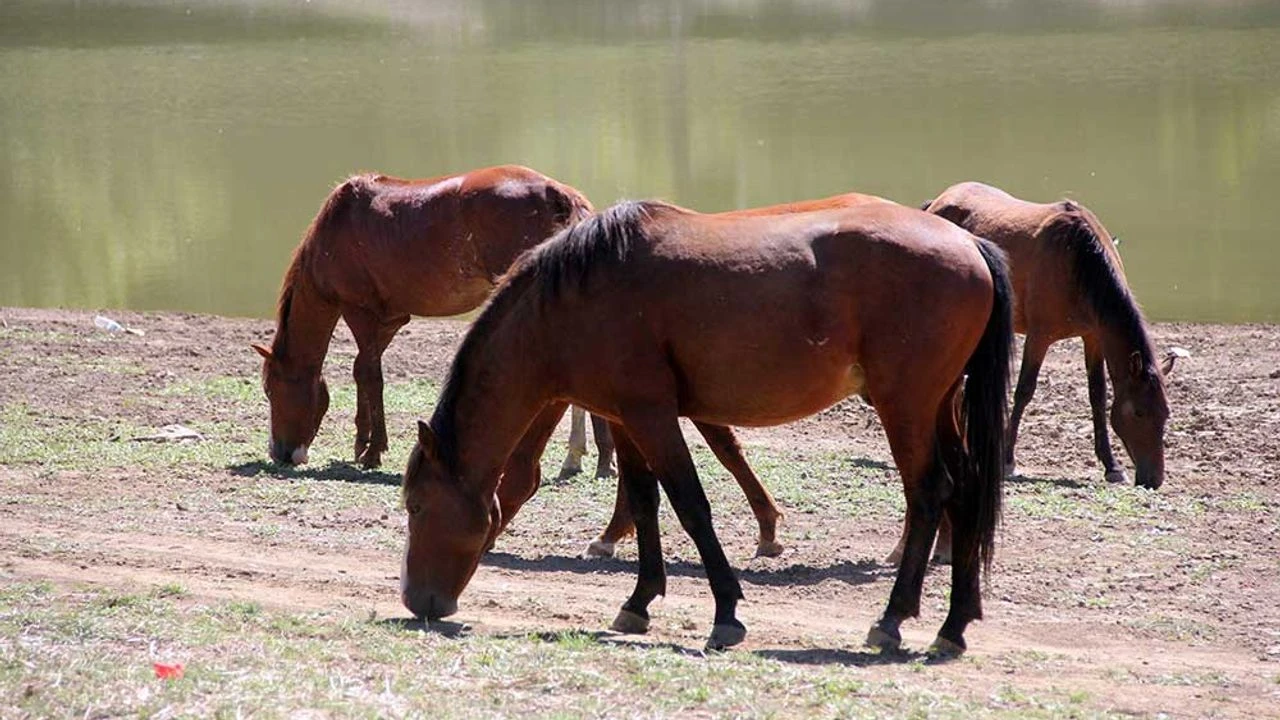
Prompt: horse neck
<box><xmin>1096</xmin><ymin>316</ymin><xmax>1155</xmax><ymax>395</ymax></box>
<box><xmin>273</xmin><ymin>268</ymin><xmax>340</xmax><ymax>374</ymax></box>
<box><xmin>439</xmin><ymin>313</ymin><xmax>555</xmax><ymax>500</ymax></box>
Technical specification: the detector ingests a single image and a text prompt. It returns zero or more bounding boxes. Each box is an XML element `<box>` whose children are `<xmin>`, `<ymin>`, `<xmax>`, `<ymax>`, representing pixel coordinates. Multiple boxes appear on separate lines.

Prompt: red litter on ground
<box><xmin>153</xmin><ymin>662</ymin><xmax>185</xmax><ymax>680</ymax></box>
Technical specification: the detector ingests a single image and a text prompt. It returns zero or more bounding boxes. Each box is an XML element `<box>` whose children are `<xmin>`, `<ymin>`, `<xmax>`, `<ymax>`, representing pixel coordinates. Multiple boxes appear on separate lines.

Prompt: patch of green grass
<box><xmin>0</xmin><ymin>402</ymin><xmax>258</xmax><ymax>471</ymax></box>
<box><xmin>151</xmin><ymin>583</ymin><xmax>188</xmax><ymax>599</ymax></box>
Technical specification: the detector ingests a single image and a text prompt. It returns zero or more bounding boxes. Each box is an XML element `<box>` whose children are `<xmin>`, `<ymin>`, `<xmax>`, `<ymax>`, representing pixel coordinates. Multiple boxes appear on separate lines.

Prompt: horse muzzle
<box><xmin>269</xmin><ymin>439</ymin><xmax>309</xmax><ymax>466</ymax></box>
<box><xmin>402</xmin><ymin>586</ymin><xmax>458</xmax><ymax>621</ymax></box>
<box><xmin>1134</xmin><ymin>460</ymin><xmax>1164</xmax><ymax>490</ymax></box>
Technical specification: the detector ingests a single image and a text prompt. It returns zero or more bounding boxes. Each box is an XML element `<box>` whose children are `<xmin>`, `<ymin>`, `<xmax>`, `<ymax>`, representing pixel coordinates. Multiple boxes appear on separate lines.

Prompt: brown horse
<box><xmin>582</xmin><ymin>191</ymin><xmax>893</xmax><ymax>559</ymax></box>
<box><xmin>922</xmin><ymin>182</ymin><xmax>1179</xmax><ymax>489</ymax></box>
<box><xmin>401</xmin><ymin>200</ymin><xmax>1013</xmax><ymax>655</ymax></box>
<box><xmin>252</xmin><ymin>165</ymin><xmax>608</xmax><ymax>469</ymax></box>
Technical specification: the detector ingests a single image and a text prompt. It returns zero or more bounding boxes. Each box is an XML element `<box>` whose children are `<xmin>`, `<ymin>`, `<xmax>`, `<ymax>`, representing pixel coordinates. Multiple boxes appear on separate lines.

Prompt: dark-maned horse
<box><xmin>922</xmin><ymin>182</ymin><xmax>1179</xmax><ymax>489</ymax></box>
<box><xmin>252</xmin><ymin>165</ymin><xmax>607</xmax><ymax>469</ymax></box>
<box><xmin>401</xmin><ymin>200</ymin><xmax>1013</xmax><ymax>655</ymax></box>
<box><xmin>582</xmin><ymin>190</ymin><xmax>894</xmax><ymax>560</ymax></box>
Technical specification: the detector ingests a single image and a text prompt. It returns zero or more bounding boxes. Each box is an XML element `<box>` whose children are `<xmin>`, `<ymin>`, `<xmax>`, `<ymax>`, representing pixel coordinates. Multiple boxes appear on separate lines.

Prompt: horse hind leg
<box><xmin>557</xmin><ymin>406</ymin><xmax>588</xmax><ymax>479</ymax></box>
<box><xmin>590</xmin><ymin>413</ymin><xmax>617</xmax><ymax>478</ymax></box>
<box><xmin>694</xmin><ymin>421</ymin><xmax>784</xmax><ymax>557</ymax></box>
<box><xmin>866</xmin><ymin>415</ymin><xmax>950</xmax><ymax>653</ymax></box>
<box><xmin>586</xmin><ymin>476</ymin><xmax>634</xmax><ymax>558</ymax></box>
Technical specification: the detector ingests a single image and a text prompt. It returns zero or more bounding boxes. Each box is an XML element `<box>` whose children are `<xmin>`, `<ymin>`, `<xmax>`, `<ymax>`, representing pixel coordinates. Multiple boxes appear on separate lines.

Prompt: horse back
<box><xmin>298</xmin><ymin>166</ymin><xmax>590</xmax><ymax>316</ymax></box>
<box><xmin>923</xmin><ymin>181</ymin><xmax>1128</xmax><ymax>338</ymax></box>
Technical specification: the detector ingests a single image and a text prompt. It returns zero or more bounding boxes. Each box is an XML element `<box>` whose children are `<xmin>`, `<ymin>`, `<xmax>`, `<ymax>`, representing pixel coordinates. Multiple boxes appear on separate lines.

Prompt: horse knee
<box><xmin>353</xmin><ymin>354</ymin><xmax>382</xmax><ymax>387</ymax></box>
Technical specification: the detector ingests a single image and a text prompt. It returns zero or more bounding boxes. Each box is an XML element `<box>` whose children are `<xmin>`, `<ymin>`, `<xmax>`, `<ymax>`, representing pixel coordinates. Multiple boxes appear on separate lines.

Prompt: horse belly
<box><xmin>678</xmin><ymin>350</ymin><xmax>866</xmax><ymax>428</ymax></box>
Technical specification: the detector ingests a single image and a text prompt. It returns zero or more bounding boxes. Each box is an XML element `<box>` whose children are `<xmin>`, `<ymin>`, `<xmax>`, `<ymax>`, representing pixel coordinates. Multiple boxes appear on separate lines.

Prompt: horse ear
<box><xmin>251</xmin><ymin>343</ymin><xmax>273</xmax><ymax>361</ymax></box>
<box><xmin>417</xmin><ymin>420</ymin><xmax>438</xmax><ymax>460</ymax></box>
<box><xmin>1129</xmin><ymin>351</ymin><xmax>1145</xmax><ymax>380</ymax></box>
<box><xmin>1161</xmin><ymin>347</ymin><xmax>1191</xmax><ymax>377</ymax></box>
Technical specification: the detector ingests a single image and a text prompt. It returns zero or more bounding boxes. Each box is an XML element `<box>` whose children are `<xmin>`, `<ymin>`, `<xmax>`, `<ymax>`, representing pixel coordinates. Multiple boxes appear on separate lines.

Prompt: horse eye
<box><xmin>407</xmin><ymin>503</ymin><xmax>422</xmax><ymax>516</ymax></box>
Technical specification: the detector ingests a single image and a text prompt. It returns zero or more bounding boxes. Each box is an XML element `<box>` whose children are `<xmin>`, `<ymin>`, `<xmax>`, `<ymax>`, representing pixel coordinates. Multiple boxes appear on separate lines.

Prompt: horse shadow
<box><xmin>377</xmin><ymin>617</ymin><xmax>937</xmax><ymax>667</ymax></box>
<box><xmin>1005</xmin><ymin>471</ymin><xmax>1087</xmax><ymax>490</ymax></box>
<box><xmin>227</xmin><ymin>459</ymin><xmax>400</xmax><ymax>486</ymax></box>
<box><xmin>480</xmin><ymin>551</ymin><xmax>887</xmax><ymax>588</ymax></box>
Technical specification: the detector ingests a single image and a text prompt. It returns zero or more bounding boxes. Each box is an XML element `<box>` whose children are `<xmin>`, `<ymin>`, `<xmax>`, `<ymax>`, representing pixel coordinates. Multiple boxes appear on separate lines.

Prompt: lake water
<box><xmin>2</xmin><ymin>0</ymin><xmax>1278</xmax><ymax>322</ymax></box>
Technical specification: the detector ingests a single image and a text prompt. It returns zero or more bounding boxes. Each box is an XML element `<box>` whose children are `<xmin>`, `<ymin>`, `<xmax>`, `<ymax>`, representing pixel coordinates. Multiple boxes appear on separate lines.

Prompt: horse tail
<box><xmin>959</xmin><ymin>237</ymin><xmax>1013</xmax><ymax>575</ymax></box>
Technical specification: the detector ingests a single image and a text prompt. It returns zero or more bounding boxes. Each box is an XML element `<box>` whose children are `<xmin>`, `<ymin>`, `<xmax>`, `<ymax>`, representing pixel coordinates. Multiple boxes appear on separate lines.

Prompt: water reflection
<box><xmin>1</xmin><ymin>0</ymin><xmax>1277</xmax><ymax>321</ymax></box>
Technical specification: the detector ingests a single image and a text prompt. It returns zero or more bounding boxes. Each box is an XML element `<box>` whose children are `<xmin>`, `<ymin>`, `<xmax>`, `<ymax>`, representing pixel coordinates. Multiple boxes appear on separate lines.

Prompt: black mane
<box><xmin>1052</xmin><ymin>208</ymin><xmax>1157</xmax><ymax>370</ymax></box>
<box><xmin>424</xmin><ymin>200</ymin><xmax>662</xmax><ymax>472</ymax></box>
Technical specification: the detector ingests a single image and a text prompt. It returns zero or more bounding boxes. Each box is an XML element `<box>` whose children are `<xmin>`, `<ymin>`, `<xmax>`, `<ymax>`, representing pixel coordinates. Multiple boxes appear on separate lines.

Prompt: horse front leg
<box><xmin>693</xmin><ymin>422</ymin><xmax>784</xmax><ymax>557</ymax></box>
<box><xmin>1006</xmin><ymin>334</ymin><xmax>1050</xmax><ymax>477</ymax></box>
<box><xmin>608</xmin><ymin>423</ymin><xmax>666</xmax><ymax>635</ymax></box>
<box><xmin>621</xmin><ymin>408</ymin><xmax>745</xmax><ymax>651</ymax></box>
<box><xmin>1084</xmin><ymin>335</ymin><xmax>1127</xmax><ymax>484</ymax></box>
<box><xmin>347</xmin><ymin>311</ymin><xmax>406</xmax><ymax>469</ymax></box>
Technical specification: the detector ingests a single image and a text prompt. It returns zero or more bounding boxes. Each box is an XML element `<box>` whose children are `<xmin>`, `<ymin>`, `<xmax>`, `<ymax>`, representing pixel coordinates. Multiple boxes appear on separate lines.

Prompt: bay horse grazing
<box><xmin>252</xmin><ymin>165</ymin><xmax>608</xmax><ymax>469</ymax></box>
<box><xmin>583</xmin><ymin>190</ymin><xmax>894</xmax><ymax>559</ymax></box>
<box><xmin>401</xmin><ymin>200</ymin><xmax>1013</xmax><ymax>655</ymax></box>
<box><xmin>922</xmin><ymin>182</ymin><xmax>1180</xmax><ymax>489</ymax></box>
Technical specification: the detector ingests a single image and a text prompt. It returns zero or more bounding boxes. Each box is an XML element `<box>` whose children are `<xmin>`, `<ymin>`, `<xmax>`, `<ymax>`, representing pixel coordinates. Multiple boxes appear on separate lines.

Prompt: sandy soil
<box><xmin>1</xmin><ymin>307</ymin><xmax>1278</xmax><ymax>717</ymax></box>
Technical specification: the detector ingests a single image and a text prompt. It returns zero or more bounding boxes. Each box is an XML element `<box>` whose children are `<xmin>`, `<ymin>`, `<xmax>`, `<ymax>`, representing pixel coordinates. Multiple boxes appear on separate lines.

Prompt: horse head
<box><xmin>252</xmin><ymin>343</ymin><xmax>329</xmax><ymax>465</ymax></box>
<box><xmin>400</xmin><ymin>420</ymin><xmax>501</xmax><ymax>621</ymax></box>
<box><xmin>1111</xmin><ymin>349</ymin><xmax>1185</xmax><ymax>489</ymax></box>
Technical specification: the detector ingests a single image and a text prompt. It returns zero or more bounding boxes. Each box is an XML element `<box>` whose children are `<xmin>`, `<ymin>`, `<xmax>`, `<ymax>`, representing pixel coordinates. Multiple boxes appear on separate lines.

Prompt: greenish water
<box><xmin>2</xmin><ymin>0</ymin><xmax>1278</xmax><ymax>322</ymax></box>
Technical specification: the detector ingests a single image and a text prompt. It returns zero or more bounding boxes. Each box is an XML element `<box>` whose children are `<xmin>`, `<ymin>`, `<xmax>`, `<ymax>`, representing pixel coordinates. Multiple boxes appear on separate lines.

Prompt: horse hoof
<box><xmin>927</xmin><ymin>635</ymin><xmax>966</xmax><ymax>659</ymax></box>
<box><xmin>1004</xmin><ymin>462</ymin><xmax>1016</xmax><ymax>478</ymax></box>
<box><xmin>884</xmin><ymin>548</ymin><xmax>903</xmax><ymax>565</ymax></box>
<box><xmin>610</xmin><ymin>608</ymin><xmax>650</xmax><ymax>634</ymax></box>
<box><xmin>359</xmin><ymin>453</ymin><xmax>382</xmax><ymax>470</ymax></box>
<box><xmin>1105</xmin><ymin>469</ymin><xmax>1129</xmax><ymax>485</ymax></box>
<box><xmin>931</xmin><ymin>550</ymin><xmax>953</xmax><ymax>566</ymax></box>
<box><xmin>594</xmin><ymin>464</ymin><xmax>617</xmax><ymax>479</ymax></box>
<box><xmin>705</xmin><ymin>622</ymin><xmax>747</xmax><ymax>651</ymax></box>
<box><xmin>864</xmin><ymin>624</ymin><xmax>901</xmax><ymax>651</ymax></box>
<box><xmin>584</xmin><ymin>540</ymin><xmax>616</xmax><ymax>559</ymax></box>
<box><xmin>755</xmin><ymin>539</ymin><xmax>785</xmax><ymax>558</ymax></box>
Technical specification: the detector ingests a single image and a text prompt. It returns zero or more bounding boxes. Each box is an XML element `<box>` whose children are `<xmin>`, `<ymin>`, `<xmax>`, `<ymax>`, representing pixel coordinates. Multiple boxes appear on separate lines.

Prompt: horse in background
<box><xmin>401</xmin><ymin>199</ymin><xmax>1012</xmax><ymax>655</ymax></box>
<box><xmin>252</xmin><ymin>165</ymin><xmax>610</xmax><ymax>469</ymax></box>
<box><xmin>923</xmin><ymin>181</ymin><xmax>1182</xmax><ymax>489</ymax></box>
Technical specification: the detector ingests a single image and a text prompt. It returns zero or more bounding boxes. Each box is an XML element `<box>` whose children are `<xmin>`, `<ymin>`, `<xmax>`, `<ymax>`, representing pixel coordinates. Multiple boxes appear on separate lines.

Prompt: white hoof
<box><xmin>610</xmin><ymin>608</ymin><xmax>650</xmax><ymax>634</ymax></box>
<box><xmin>584</xmin><ymin>540</ymin><xmax>616</xmax><ymax>559</ymax></box>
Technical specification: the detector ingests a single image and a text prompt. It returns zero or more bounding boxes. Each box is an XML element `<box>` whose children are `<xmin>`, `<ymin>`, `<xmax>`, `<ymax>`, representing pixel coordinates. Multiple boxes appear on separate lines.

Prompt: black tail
<box><xmin>960</xmin><ymin>238</ymin><xmax>1013</xmax><ymax>575</ymax></box>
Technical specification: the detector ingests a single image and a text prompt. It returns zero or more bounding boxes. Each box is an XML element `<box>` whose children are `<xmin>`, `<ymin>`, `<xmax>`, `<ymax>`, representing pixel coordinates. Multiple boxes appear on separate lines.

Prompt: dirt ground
<box><xmin>1</xmin><ymin>307</ymin><xmax>1278</xmax><ymax>717</ymax></box>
